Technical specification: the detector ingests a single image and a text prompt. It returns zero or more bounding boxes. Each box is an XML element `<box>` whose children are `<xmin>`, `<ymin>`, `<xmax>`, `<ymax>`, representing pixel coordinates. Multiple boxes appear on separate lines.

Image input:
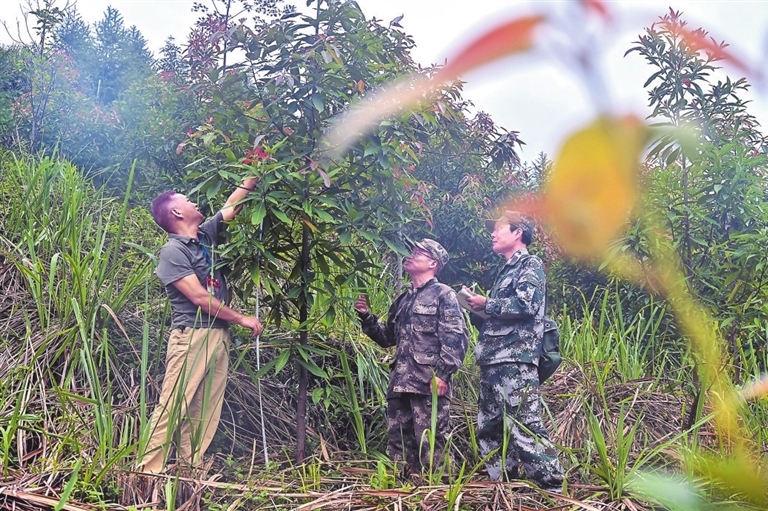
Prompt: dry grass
<box><xmin>0</xmin><ymin>254</ymin><xmax>714</xmax><ymax>510</ymax></box>
<box><xmin>545</xmin><ymin>364</ymin><xmax>709</xmax><ymax>467</ymax></box>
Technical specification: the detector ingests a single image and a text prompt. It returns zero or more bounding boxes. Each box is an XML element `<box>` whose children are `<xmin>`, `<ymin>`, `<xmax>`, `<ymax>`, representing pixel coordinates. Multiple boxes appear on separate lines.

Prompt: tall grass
<box><xmin>0</xmin><ymin>153</ymin><xmax>156</xmax><ymax>497</ymax></box>
<box><xmin>3</xmin><ymin>152</ymin><xmax>765</xmax><ymax>509</ymax></box>
<box><xmin>561</xmin><ymin>287</ymin><xmax>680</xmax><ymax>382</ymax></box>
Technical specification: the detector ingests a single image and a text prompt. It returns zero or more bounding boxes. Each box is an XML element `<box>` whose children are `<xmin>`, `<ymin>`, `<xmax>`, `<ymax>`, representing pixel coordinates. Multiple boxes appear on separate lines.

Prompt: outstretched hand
<box><xmin>239</xmin><ymin>315</ymin><xmax>263</xmax><ymax>336</ymax></box>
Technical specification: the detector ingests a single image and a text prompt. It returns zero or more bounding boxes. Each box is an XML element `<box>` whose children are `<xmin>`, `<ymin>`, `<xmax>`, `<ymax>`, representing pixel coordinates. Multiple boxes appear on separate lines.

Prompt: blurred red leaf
<box><xmin>579</xmin><ymin>0</ymin><xmax>612</xmax><ymax>22</ymax></box>
<box><xmin>323</xmin><ymin>15</ymin><xmax>547</xmax><ymax>158</ymax></box>
<box><xmin>741</xmin><ymin>374</ymin><xmax>768</xmax><ymax>401</ymax></box>
<box><xmin>435</xmin><ymin>15</ymin><xmax>546</xmax><ymax>82</ymax></box>
<box><xmin>672</xmin><ymin>24</ymin><xmax>751</xmax><ymax>74</ymax></box>
<box><xmin>316</xmin><ymin>167</ymin><xmax>331</xmax><ymax>187</ymax></box>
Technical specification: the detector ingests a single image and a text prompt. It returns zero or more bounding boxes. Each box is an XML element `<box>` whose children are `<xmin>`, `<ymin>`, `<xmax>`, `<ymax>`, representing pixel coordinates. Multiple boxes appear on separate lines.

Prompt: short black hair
<box><xmin>150</xmin><ymin>190</ymin><xmax>177</xmax><ymax>233</ymax></box>
<box><xmin>509</xmin><ymin>223</ymin><xmax>533</xmax><ymax>245</ymax></box>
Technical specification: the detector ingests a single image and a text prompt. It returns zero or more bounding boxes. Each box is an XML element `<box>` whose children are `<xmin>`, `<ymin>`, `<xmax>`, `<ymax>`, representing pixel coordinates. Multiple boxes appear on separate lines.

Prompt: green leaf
<box><xmin>252</xmin><ymin>358</ymin><xmax>278</xmax><ymax>379</ymax></box>
<box><xmin>314</xmin><ymin>208</ymin><xmax>335</xmax><ymax>223</ymax></box>
<box><xmin>251</xmin><ymin>202</ymin><xmax>267</xmax><ymax>226</ymax></box>
<box><xmin>274</xmin><ymin>348</ymin><xmax>291</xmax><ymax>374</ymax></box>
<box><xmin>272</xmin><ymin>209</ymin><xmax>291</xmax><ymax>224</ymax></box>
<box><xmin>323</xmin><ymin>306</ymin><xmax>336</xmax><ymax>326</ymax></box>
<box><xmin>55</xmin><ymin>459</ymin><xmax>82</xmax><ymax>511</ymax></box>
<box><xmin>311</xmin><ymin>94</ymin><xmax>325</xmax><ymax>112</ymax></box>
<box><xmin>298</xmin><ymin>357</ymin><xmax>329</xmax><ymax>379</ymax></box>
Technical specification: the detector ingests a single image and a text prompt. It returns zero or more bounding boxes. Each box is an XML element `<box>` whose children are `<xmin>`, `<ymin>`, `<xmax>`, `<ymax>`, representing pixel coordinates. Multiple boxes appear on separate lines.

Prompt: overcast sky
<box><xmin>2</xmin><ymin>0</ymin><xmax>766</xmax><ymax>160</ymax></box>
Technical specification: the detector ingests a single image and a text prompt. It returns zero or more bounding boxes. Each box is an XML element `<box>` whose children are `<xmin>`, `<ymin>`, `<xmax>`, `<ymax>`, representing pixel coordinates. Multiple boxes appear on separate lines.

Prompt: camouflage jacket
<box><xmin>475</xmin><ymin>248</ymin><xmax>545</xmax><ymax>366</ymax></box>
<box><xmin>358</xmin><ymin>278</ymin><xmax>469</xmax><ymax>397</ymax></box>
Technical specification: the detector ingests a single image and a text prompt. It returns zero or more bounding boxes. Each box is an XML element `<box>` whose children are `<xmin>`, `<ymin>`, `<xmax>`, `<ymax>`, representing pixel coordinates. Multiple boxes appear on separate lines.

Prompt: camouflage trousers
<box><xmin>386</xmin><ymin>393</ymin><xmax>450</xmax><ymax>474</ymax></box>
<box><xmin>477</xmin><ymin>362</ymin><xmax>564</xmax><ymax>489</ymax></box>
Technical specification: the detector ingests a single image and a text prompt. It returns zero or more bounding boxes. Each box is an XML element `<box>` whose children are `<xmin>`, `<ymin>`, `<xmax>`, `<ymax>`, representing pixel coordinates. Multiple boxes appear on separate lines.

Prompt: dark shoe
<box><xmin>500</xmin><ymin>467</ymin><xmax>520</xmax><ymax>482</ymax></box>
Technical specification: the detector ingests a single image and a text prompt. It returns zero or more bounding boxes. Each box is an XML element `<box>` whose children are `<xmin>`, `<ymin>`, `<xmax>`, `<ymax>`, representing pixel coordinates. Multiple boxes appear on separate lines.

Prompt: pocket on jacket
<box><xmin>411</xmin><ymin>304</ymin><xmax>438</xmax><ymax>333</ymax></box>
<box><xmin>482</xmin><ymin>320</ymin><xmax>516</xmax><ymax>336</ymax></box>
<box><xmin>413</xmin><ymin>350</ymin><xmax>438</xmax><ymax>365</ymax></box>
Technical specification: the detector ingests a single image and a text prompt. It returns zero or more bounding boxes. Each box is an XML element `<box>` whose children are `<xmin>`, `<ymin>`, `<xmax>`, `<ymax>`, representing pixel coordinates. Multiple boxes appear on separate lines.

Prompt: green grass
<box><xmin>0</xmin><ymin>152</ymin><xmax>156</xmax><ymax>498</ymax></box>
<box><xmin>2</xmin><ymin>151</ymin><xmax>767</xmax><ymax>509</ymax></box>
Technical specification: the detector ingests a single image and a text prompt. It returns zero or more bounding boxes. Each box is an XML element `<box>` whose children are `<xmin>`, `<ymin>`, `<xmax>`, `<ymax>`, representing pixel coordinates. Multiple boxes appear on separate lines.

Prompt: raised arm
<box><xmin>220</xmin><ymin>177</ymin><xmax>259</xmax><ymax>222</ymax></box>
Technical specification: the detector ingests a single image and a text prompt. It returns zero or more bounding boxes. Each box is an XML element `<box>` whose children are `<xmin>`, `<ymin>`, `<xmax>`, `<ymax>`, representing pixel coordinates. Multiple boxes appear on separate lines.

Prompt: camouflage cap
<box><xmin>484</xmin><ymin>211</ymin><xmax>535</xmax><ymax>239</ymax></box>
<box><xmin>410</xmin><ymin>238</ymin><xmax>449</xmax><ymax>271</ymax></box>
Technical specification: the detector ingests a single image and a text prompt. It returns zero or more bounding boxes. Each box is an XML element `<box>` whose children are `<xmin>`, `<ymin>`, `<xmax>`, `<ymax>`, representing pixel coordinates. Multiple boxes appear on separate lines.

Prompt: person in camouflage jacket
<box><xmin>355</xmin><ymin>239</ymin><xmax>468</xmax><ymax>476</ymax></box>
<box><xmin>462</xmin><ymin>212</ymin><xmax>564</xmax><ymax>491</ymax></box>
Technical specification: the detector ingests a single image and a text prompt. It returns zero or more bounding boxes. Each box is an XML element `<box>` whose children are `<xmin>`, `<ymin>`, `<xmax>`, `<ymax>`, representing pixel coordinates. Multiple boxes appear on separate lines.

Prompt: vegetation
<box><xmin>0</xmin><ymin>0</ymin><xmax>766</xmax><ymax>510</ymax></box>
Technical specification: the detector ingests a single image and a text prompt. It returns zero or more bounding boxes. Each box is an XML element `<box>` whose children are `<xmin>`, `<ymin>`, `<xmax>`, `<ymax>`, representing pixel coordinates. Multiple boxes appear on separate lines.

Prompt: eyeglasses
<box><xmin>410</xmin><ymin>248</ymin><xmax>435</xmax><ymax>260</ymax></box>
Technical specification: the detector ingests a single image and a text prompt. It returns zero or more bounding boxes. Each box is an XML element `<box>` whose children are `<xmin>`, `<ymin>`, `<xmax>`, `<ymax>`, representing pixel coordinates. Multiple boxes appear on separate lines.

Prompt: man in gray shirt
<box><xmin>138</xmin><ymin>177</ymin><xmax>262</xmax><ymax>474</ymax></box>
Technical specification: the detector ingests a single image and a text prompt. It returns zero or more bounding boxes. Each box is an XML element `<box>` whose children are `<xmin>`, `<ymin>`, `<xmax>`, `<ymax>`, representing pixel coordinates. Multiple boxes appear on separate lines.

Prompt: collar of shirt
<box><xmin>407</xmin><ymin>277</ymin><xmax>438</xmax><ymax>292</ymax></box>
<box><xmin>169</xmin><ymin>233</ymin><xmax>199</xmax><ymax>245</ymax></box>
<box><xmin>506</xmin><ymin>247</ymin><xmax>530</xmax><ymax>267</ymax></box>
<box><xmin>168</xmin><ymin>232</ymin><xmax>213</xmax><ymax>269</ymax></box>
<box><xmin>169</xmin><ymin>230</ymin><xmax>212</xmax><ymax>246</ymax></box>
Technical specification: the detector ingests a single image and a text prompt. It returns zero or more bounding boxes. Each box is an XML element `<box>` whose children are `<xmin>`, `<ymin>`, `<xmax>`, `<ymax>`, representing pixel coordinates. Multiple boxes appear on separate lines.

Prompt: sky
<box><xmin>2</xmin><ymin>0</ymin><xmax>766</xmax><ymax>160</ymax></box>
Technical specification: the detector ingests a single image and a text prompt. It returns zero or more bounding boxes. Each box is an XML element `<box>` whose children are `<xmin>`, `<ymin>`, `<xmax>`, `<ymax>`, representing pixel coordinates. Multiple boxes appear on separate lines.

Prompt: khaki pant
<box><xmin>138</xmin><ymin>327</ymin><xmax>230</xmax><ymax>473</ymax></box>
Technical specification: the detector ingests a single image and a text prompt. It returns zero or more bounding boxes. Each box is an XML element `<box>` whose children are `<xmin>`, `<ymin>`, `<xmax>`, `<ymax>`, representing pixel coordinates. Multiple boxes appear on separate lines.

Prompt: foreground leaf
<box><xmin>541</xmin><ymin>115</ymin><xmax>647</xmax><ymax>260</ymax></box>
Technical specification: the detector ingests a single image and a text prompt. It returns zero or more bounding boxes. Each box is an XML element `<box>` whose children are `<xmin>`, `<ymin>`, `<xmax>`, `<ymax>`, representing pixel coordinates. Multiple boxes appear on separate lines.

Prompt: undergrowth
<box><xmin>1</xmin><ymin>152</ymin><xmax>767</xmax><ymax>510</ymax></box>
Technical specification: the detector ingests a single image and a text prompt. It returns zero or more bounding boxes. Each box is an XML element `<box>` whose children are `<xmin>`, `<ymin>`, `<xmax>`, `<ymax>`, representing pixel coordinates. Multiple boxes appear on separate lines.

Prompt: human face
<box><xmin>171</xmin><ymin>193</ymin><xmax>204</xmax><ymax>224</ymax></box>
<box><xmin>491</xmin><ymin>221</ymin><xmax>523</xmax><ymax>258</ymax></box>
<box><xmin>404</xmin><ymin>247</ymin><xmax>438</xmax><ymax>277</ymax></box>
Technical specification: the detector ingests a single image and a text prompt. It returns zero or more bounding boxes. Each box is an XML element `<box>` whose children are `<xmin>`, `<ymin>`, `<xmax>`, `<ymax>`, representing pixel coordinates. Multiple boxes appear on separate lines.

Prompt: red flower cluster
<box><xmin>243</xmin><ymin>146</ymin><xmax>269</xmax><ymax>164</ymax></box>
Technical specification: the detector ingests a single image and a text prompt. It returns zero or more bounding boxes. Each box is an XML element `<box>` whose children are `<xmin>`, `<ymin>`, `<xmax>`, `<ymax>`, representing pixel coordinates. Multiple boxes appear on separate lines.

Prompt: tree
<box><xmin>158</xmin><ymin>36</ymin><xmax>184</xmax><ymax>77</ymax></box>
<box><xmin>406</xmin><ymin>101</ymin><xmax>534</xmax><ymax>290</ymax></box>
<box><xmin>0</xmin><ymin>4</ymin><xmax>196</xmax><ymax>194</ymax></box>
<box><xmin>620</xmin><ymin>9</ymin><xmax>768</xmax><ymax>388</ymax></box>
<box><xmin>92</xmin><ymin>7</ymin><xmax>153</xmax><ymax>104</ymax></box>
<box><xmin>177</xmin><ymin>0</ymin><xmax>515</xmax><ymax>461</ymax></box>
<box><xmin>53</xmin><ymin>9</ymin><xmax>94</xmax><ymax>82</ymax></box>
<box><xmin>0</xmin><ymin>47</ymin><xmax>28</xmax><ymax>143</ymax></box>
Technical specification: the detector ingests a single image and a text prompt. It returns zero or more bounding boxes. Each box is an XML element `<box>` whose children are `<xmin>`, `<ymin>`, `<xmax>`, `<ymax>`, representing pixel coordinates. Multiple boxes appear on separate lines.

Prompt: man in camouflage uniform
<box><xmin>462</xmin><ymin>212</ymin><xmax>564</xmax><ymax>491</ymax></box>
<box><xmin>354</xmin><ymin>239</ymin><xmax>469</xmax><ymax>476</ymax></box>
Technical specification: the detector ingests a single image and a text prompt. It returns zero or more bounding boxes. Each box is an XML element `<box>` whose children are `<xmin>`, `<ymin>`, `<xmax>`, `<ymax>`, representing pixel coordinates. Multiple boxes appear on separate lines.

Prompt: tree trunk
<box><xmin>684</xmin><ymin>361</ymin><xmax>702</xmax><ymax>432</ymax></box>
<box><xmin>296</xmin><ymin>222</ymin><xmax>310</xmax><ymax>462</ymax></box>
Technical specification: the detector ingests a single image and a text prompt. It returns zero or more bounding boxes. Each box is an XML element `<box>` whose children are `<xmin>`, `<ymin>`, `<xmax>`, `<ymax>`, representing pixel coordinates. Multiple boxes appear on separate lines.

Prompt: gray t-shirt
<box><xmin>155</xmin><ymin>212</ymin><xmax>230</xmax><ymax>329</ymax></box>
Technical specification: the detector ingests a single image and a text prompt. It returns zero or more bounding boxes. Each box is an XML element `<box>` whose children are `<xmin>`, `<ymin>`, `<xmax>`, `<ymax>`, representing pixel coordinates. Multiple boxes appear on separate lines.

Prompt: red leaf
<box><xmin>579</xmin><ymin>0</ymin><xmax>612</xmax><ymax>22</ymax></box>
<box><xmin>316</xmin><ymin>167</ymin><xmax>331</xmax><ymax>187</ymax></box>
<box><xmin>246</xmin><ymin>146</ymin><xmax>270</xmax><ymax>161</ymax></box>
<box><xmin>435</xmin><ymin>15</ymin><xmax>546</xmax><ymax>82</ymax></box>
<box><xmin>674</xmin><ymin>24</ymin><xmax>751</xmax><ymax>74</ymax></box>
